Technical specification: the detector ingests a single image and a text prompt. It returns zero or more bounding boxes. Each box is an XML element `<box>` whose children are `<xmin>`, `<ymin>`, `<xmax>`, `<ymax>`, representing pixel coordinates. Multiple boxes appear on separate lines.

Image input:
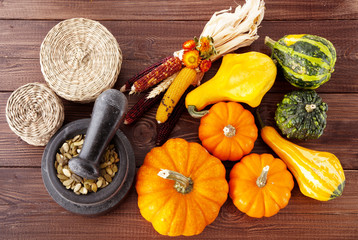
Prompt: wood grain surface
<box><xmin>0</xmin><ymin>0</ymin><xmax>357</xmax><ymax>239</ymax></box>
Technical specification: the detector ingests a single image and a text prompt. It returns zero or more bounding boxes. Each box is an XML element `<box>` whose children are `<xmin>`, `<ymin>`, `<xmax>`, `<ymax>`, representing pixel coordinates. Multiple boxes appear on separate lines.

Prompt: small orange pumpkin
<box><xmin>199</xmin><ymin>102</ymin><xmax>258</xmax><ymax>161</ymax></box>
<box><xmin>229</xmin><ymin>153</ymin><xmax>294</xmax><ymax>218</ymax></box>
<box><xmin>136</xmin><ymin>138</ymin><xmax>228</xmax><ymax>236</ymax></box>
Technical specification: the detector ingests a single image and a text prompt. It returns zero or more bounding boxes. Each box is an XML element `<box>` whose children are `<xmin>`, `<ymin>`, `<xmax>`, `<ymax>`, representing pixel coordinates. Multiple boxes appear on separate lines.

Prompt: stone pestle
<box><xmin>68</xmin><ymin>89</ymin><xmax>128</xmax><ymax>179</ymax></box>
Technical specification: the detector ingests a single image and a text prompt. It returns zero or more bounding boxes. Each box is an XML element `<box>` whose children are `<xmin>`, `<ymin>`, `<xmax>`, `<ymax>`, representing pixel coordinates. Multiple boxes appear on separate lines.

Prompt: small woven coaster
<box><xmin>6</xmin><ymin>83</ymin><xmax>65</xmax><ymax>146</ymax></box>
<box><xmin>40</xmin><ymin>18</ymin><xmax>122</xmax><ymax>103</ymax></box>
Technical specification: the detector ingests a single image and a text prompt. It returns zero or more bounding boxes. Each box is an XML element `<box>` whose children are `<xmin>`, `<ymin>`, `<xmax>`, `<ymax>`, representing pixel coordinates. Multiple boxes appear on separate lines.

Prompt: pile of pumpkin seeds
<box><xmin>55</xmin><ymin>134</ymin><xmax>119</xmax><ymax>195</ymax></box>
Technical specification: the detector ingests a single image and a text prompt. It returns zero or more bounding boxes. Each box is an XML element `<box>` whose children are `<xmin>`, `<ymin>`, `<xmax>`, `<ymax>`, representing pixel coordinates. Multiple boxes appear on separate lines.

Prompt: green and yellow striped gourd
<box><xmin>265</xmin><ymin>34</ymin><xmax>336</xmax><ymax>89</ymax></box>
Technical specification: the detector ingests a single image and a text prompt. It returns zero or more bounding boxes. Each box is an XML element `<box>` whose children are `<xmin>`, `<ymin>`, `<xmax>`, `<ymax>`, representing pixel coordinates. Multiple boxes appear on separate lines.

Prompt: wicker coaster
<box><xmin>40</xmin><ymin>18</ymin><xmax>122</xmax><ymax>103</ymax></box>
<box><xmin>6</xmin><ymin>83</ymin><xmax>65</xmax><ymax>146</ymax></box>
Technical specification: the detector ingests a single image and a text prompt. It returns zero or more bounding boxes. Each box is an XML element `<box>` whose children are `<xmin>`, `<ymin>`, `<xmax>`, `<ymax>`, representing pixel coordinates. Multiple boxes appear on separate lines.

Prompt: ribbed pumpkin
<box><xmin>198</xmin><ymin>102</ymin><xmax>258</xmax><ymax>161</ymax></box>
<box><xmin>136</xmin><ymin>138</ymin><xmax>228</xmax><ymax>236</ymax></box>
<box><xmin>265</xmin><ymin>34</ymin><xmax>336</xmax><ymax>89</ymax></box>
<box><xmin>229</xmin><ymin>153</ymin><xmax>294</xmax><ymax>218</ymax></box>
<box><xmin>275</xmin><ymin>90</ymin><xmax>328</xmax><ymax>140</ymax></box>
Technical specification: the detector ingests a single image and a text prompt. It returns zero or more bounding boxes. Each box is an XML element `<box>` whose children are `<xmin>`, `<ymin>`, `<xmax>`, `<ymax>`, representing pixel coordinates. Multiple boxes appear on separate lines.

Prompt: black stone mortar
<box><xmin>41</xmin><ymin>89</ymin><xmax>136</xmax><ymax>216</ymax></box>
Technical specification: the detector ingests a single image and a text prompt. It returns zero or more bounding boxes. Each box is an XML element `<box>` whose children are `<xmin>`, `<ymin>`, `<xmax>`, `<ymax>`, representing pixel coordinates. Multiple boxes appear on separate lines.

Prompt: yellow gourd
<box><xmin>261</xmin><ymin>125</ymin><xmax>345</xmax><ymax>201</ymax></box>
<box><xmin>185</xmin><ymin>52</ymin><xmax>277</xmax><ymax>118</ymax></box>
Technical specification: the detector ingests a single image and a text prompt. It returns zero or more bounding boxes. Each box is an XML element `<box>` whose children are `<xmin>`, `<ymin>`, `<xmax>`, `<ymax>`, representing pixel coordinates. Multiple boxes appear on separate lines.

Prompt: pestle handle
<box><xmin>69</xmin><ymin>89</ymin><xmax>128</xmax><ymax>179</ymax></box>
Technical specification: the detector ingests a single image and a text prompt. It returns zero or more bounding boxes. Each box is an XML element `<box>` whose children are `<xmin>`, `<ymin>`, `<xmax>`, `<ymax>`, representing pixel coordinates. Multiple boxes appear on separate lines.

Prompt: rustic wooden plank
<box><xmin>0</xmin><ymin>168</ymin><xmax>357</xmax><ymax>239</ymax></box>
<box><xmin>1</xmin><ymin>92</ymin><xmax>357</xmax><ymax>170</ymax></box>
<box><xmin>0</xmin><ymin>20</ymin><xmax>357</xmax><ymax>92</ymax></box>
<box><xmin>0</xmin><ymin>0</ymin><xmax>357</xmax><ymax>21</ymax></box>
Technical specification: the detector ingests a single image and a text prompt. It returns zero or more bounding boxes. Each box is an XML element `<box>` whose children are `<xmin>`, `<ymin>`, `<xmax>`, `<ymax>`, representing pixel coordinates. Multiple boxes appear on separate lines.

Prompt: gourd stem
<box><xmin>256</xmin><ymin>165</ymin><xmax>270</xmax><ymax>188</ymax></box>
<box><xmin>264</xmin><ymin>36</ymin><xmax>276</xmax><ymax>50</ymax></box>
<box><xmin>158</xmin><ymin>169</ymin><xmax>193</xmax><ymax>194</ymax></box>
<box><xmin>187</xmin><ymin>105</ymin><xmax>209</xmax><ymax>118</ymax></box>
<box><xmin>255</xmin><ymin>108</ymin><xmax>266</xmax><ymax>129</ymax></box>
<box><xmin>223</xmin><ymin>124</ymin><xmax>236</xmax><ymax>137</ymax></box>
<box><xmin>305</xmin><ymin>104</ymin><xmax>316</xmax><ymax>113</ymax></box>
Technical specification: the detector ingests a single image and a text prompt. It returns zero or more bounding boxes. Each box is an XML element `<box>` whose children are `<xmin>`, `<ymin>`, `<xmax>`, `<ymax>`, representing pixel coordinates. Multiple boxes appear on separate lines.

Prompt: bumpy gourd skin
<box><xmin>275</xmin><ymin>90</ymin><xmax>328</xmax><ymax>140</ymax></box>
<box><xmin>265</xmin><ymin>34</ymin><xmax>336</xmax><ymax>89</ymax></box>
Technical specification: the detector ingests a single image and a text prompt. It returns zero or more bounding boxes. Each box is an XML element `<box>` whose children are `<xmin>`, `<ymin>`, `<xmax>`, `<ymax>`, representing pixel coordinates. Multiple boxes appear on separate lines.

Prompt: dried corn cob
<box><xmin>156</xmin><ymin>67</ymin><xmax>197</xmax><ymax>123</ymax></box>
<box><xmin>156</xmin><ymin>86</ymin><xmax>194</xmax><ymax>146</ymax></box>
<box><xmin>146</xmin><ymin>72</ymin><xmax>178</xmax><ymax>99</ymax></box>
<box><xmin>124</xmin><ymin>92</ymin><xmax>164</xmax><ymax>125</ymax></box>
<box><xmin>129</xmin><ymin>56</ymin><xmax>182</xmax><ymax>94</ymax></box>
<box><xmin>120</xmin><ymin>56</ymin><xmax>171</xmax><ymax>92</ymax></box>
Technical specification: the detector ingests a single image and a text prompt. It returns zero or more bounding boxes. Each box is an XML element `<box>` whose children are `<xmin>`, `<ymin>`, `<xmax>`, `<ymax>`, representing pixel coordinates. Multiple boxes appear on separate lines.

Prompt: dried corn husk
<box><xmin>200</xmin><ymin>0</ymin><xmax>265</xmax><ymax>61</ymax></box>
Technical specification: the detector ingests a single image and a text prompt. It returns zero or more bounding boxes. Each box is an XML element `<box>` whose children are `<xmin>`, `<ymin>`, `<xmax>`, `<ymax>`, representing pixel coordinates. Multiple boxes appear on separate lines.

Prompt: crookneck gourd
<box><xmin>275</xmin><ymin>90</ymin><xmax>328</xmax><ymax>140</ymax></box>
<box><xmin>265</xmin><ymin>34</ymin><xmax>336</xmax><ymax>89</ymax></box>
<box><xmin>260</xmin><ymin>124</ymin><xmax>345</xmax><ymax>201</ymax></box>
<box><xmin>136</xmin><ymin>138</ymin><xmax>228</xmax><ymax>236</ymax></box>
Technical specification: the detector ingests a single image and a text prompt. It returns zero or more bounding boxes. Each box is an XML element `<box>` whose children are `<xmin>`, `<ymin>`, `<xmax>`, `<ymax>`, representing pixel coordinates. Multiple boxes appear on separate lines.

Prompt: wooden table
<box><xmin>1</xmin><ymin>0</ymin><xmax>357</xmax><ymax>239</ymax></box>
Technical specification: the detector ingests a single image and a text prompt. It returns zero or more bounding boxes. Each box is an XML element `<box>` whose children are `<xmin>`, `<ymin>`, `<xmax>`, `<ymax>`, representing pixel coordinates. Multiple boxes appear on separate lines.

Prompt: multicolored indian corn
<box><xmin>130</xmin><ymin>56</ymin><xmax>182</xmax><ymax>94</ymax></box>
<box><xmin>120</xmin><ymin>56</ymin><xmax>171</xmax><ymax>92</ymax></box>
<box><xmin>124</xmin><ymin>92</ymin><xmax>164</xmax><ymax>125</ymax></box>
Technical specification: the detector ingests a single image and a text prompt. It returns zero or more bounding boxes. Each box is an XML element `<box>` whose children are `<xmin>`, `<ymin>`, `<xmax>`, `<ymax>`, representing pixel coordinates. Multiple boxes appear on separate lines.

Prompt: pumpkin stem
<box><xmin>158</xmin><ymin>169</ymin><xmax>193</xmax><ymax>194</ymax></box>
<box><xmin>223</xmin><ymin>124</ymin><xmax>236</xmax><ymax>137</ymax></box>
<box><xmin>256</xmin><ymin>165</ymin><xmax>270</xmax><ymax>188</ymax></box>
<box><xmin>187</xmin><ymin>105</ymin><xmax>209</xmax><ymax>118</ymax></box>
<box><xmin>305</xmin><ymin>104</ymin><xmax>316</xmax><ymax>113</ymax></box>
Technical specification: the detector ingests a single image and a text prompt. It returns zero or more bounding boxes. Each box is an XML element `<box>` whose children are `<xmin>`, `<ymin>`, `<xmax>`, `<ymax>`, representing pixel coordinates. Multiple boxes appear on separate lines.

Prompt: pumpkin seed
<box><xmin>56</xmin><ymin>153</ymin><xmax>62</xmax><ymax>162</ymax></box>
<box><xmin>100</xmin><ymin>162</ymin><xmax>109</xmax><ymax>169</ymax></box>
<box><xmin>91</xmin><ymin>183</ymin><xmax>98</xmax><ymax>192</ymax></box>
<box><xmin>96</xmin><ymin>178</ymin><xmax>103</xmax><ymax>188</ymax></box>
<box><xmin>104</xmin><ymin>174</ymin><xmax>112</xmax><ymax>183</ymax></box>
<box><xmin>80</xmin><ymin>187</ymin><xmax>88</xmax><ymax>194</ymax></box>
<box><xmin>63</xmin><ymin>179</ymin><xmax>74</xmax><ymax>186</ymax></box>
<box><xmin>62</xmin><ymin>168</ymin><xmax>72</xmax><ymax>178</ymax></box>
<box><xmin>71</xmin><ymin>173</ymin><xmax>83</xmax><ymax>183</ymax></box>
<box><xmin>54</xmin><ymin>134</ymin><xmax>120</xmax><ymax>195</ymax></box>
<box><xmin>64</xmin><ymin>153</ymin><xmax>72</xmax><ymax>160</ymax></box>
<box><xmin>72</xmin><ymin>135</ymin><xmax>82</xmax><ymax>142</ymax></box>
<box><xmin>106</xmin><ymin>166</ymin><xmax>113</xmax><ymax>176</ymax></box>
<box><xmin>57</xmin><ymin>164</ymin><xmax>63</xmax><ymax>174</ymax></box>
<box><xmin>57</xmin><ymin>174</ymin><xmax>68</xmax><ymax>180</ymax></box>
<box><xmin>73</xmin><ymin>183</ymin><xmax>81</xmax><ymax>192</ymax></box>
<box><xmin>62</xmin><ymin>142</ymin><xmax>70</xmax><ymax>153</ymax></box>
<box><xmin>112</xmin><ymin>164</ymin><xmax>118</xmax><ymax>173</ymax></box>
<box><xmin>73</xmin><ymin>139</ymin><xmax>84</xmax><ymax>146</ymax></box>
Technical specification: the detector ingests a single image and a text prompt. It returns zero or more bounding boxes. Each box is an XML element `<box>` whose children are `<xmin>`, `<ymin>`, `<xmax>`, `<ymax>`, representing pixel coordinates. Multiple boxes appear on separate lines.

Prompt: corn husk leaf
<box><xmin>201</xmin><ymin>0</ymin><xmax>265</xmax><ymax>61</ymax></box>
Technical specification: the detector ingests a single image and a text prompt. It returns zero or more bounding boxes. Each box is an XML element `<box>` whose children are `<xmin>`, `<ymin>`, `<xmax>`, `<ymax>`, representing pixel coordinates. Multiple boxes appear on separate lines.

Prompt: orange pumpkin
<box><xmin>229</xmin><ymin>153</ymin><xmax>294</xmax><ymax>218</ymax></box>
<box><xmin>199</xmin><ymin>102</ymin><xmax>258</xmax><ymax>161</ymax></box>
<box><xmin>136</xmin><ymin>138</ymin><xmax>228</xmax><ymax>236</ymax></box>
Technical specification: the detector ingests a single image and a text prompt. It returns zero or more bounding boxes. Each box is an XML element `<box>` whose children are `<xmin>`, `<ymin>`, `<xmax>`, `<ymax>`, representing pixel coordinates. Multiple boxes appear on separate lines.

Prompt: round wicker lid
<box><xmin>6</xmin><ymin>83</ymin><xmax>65</xmax><ymax>146</ymax></box>
<box><xmin>40</xmin><ymin>18</ymin><xmax>122</xmax><ymax>103</ymax></box>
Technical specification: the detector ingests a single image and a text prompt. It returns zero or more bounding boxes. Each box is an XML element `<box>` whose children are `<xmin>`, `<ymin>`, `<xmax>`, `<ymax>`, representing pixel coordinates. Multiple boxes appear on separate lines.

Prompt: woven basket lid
<box><xmin>6</xmin><ymin>83</ymin><xmax>65</xmax><ymax>146</ymax></box>
<box><xmin>40</xmin><ymin>18</ymin><xmax>122</xmax><ymax>103</ymax></box>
